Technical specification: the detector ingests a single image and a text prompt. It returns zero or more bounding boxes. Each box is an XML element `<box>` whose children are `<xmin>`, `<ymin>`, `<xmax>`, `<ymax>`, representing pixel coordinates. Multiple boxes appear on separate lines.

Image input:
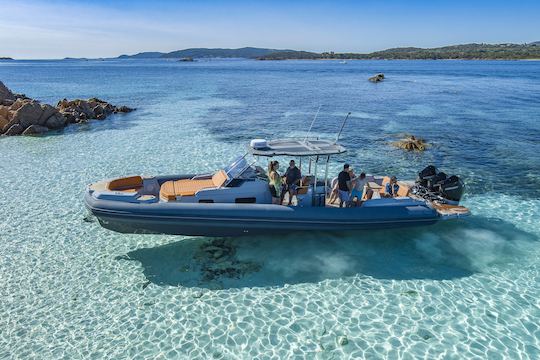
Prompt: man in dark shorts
<box><xmin>282</xmin><ymin>160</ymin><xmax>302</xmax><ymax>205</ymax></box>
<box><xmin>337</xmin><ymin>164</ymin><xmax>352</xmax><ymax>207</ymax></box>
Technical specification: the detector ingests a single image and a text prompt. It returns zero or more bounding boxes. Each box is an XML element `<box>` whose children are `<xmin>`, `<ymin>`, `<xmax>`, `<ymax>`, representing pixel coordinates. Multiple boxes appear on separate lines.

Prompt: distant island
<box><xmin>0</xmin><ymin>57</ymin><xmax>14</xmax><ymax>60</ymax></box>
<box><xmin>260</xmin><ymin>42</ymin><xmax>540</xmax><ymax>60</ymax></box>
<box><xmin>118</xmin><ymin>42</ymin><xmax>540</xmax><ymax>61</ymax></box>
<box><xmin>118</xmin><ymin>47</ymin><xmax>295</xmax><ymax>59</ymax></box>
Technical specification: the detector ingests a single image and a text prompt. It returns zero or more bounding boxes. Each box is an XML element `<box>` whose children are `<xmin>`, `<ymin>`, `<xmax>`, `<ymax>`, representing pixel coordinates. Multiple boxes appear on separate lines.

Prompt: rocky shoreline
<box><xmin>0</xmin><ymin>81</ymin><xmax>135</xmax><ymax>136</ymax></box>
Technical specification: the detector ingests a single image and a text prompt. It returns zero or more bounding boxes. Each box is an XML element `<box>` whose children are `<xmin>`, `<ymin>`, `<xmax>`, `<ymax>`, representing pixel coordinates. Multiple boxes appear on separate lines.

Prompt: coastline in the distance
<box><xmin>112</xmin><ymin>42</ymin><xmax>540</xmax><ymax>61</ymax></box>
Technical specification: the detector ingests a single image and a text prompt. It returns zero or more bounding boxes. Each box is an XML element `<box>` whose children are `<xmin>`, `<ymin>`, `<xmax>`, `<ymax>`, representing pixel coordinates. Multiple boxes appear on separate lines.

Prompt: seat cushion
<box><xmin>379</xmin><ymin>176</ymin><xmax>391</xmax><ymax>195</ymax></box>
<box><xmin>212</xmin><ymin>170</ymin><xmax>228</xmax><ymax>187</ymax></box>
<box><xmin>159</xmin><ymin>170</ymin><xmax>228</xmax><ymax>201</ymax></box>
<box><xmin>174</xmin><ymin>178</ymin><xmax>215</xmax><ymax>196</ymax></box>
<box><xmin>159</xmin><ymin>181</ymin><xmax>177</xmax><ymax>201</ymax></box>
<box><xmin>108</xmin><ymin>176</ymin><xmax>143</xmax><ymax>191</ymax></box>
<box><xmin>397</xmin><ymin>182</ymin><xmax>410</xmax><ymax>197</ymax></box>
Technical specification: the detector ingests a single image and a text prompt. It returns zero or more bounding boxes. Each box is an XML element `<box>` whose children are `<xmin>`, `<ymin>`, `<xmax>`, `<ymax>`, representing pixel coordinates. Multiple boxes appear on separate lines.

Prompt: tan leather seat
<box><xmin>379</xmin><ymin>176</ymin><xmax>391</xmax><ymax>196</ymax></box>
<box><xmin>160</xmin><ymin>170</ymin><xmax>228</xmax><ymax>201</ymax></box>
<box><xmin>397</xmin><ymin>182</ymin><xmax>410</xmax><ymax>197</ymax></box>
<box><xmin>108</xmin><ymin>176</ymin><xmax>143</xmax><ymax>192</ymax></box>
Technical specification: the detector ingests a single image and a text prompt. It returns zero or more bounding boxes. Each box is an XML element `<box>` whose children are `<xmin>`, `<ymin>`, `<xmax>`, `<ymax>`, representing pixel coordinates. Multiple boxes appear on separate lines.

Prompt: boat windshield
<box><xmin>224</xmin><ymin>155</ymin><xmax>250</xmax><ymax>179</ymax></box>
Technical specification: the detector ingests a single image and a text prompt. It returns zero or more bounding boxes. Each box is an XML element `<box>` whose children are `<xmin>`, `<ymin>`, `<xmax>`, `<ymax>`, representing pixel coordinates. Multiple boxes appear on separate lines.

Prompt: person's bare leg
<box><xmin>364</xmin><ymin>189</ymin><xmax>373</xmax><ymax>200</ymax></box>
<box><xmin>329</xmin><ymin>188</ymin><xmax>338</xmax><ymax>204</ymax></box>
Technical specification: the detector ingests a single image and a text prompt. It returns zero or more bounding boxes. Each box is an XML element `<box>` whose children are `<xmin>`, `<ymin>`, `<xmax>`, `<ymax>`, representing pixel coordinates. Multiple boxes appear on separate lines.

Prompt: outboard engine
<box><xmin>414</xmin><ymin>165</ymin><xmax>465</xmax><ymax>204</ymax></box>
<box><xmin>439</xmin><ymin>175</ymin><xmax>465</xmax><ymax>202</ymax></box>
<box><xmin>428</xmin><ymin>171</ymin><xmax>447</xmax><ymax>190</ymax></box>
<box><xmin>417</xmin><ymin>165</ymin><xmax>437</xmax><ymax>187</ymax></box>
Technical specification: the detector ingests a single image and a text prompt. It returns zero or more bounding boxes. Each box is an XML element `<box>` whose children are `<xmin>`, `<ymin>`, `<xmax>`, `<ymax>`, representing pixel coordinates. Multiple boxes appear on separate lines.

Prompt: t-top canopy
<box><xmin>248</xmin><ymin>138</ymin><xmax>347</xmax><ymax>157</ymax></box>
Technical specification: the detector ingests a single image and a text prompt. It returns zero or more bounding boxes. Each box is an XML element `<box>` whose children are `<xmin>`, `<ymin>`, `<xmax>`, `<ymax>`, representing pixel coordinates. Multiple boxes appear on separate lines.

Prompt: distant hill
<box><xmin>117</xmin><ymin>52</ymin><xmax>164</xmax><ymax>59</ymax></box>
<box><xmin>162</xmin><ymin>47</ymin><xmax>295</xmax><ymax>58</ymax></box>
<box><xmin>366</xmin><ymin>43</ymin><xmax>540</xmax><ymax>59</ymax></box>
<box><xmin>0</xmin><ymin>57</ymin><xmax>14</xmax><ymax>60</ymax></box>
<box><xmin>118</xmin><ymin>47</ymin><xmax>295</xmax><ymax>59</ymax></box>
<box><xmin>263</xmin><ymin>43</ymin><xmax>540</xmax><ymax>60</ymax></box>
<box><xmin>116</xmin><ymin>42</ymin><xmax>540</xmax><ymax>61</ymax></box>
<box><xmin>257</xmin><ymin>51</ymin><xmax>320</xmax><ymax>60</ymax></box>
<box><xmin>320</xmin><ymin>43</ymin><xmax>540</xmax><ymax>60</ymax></box>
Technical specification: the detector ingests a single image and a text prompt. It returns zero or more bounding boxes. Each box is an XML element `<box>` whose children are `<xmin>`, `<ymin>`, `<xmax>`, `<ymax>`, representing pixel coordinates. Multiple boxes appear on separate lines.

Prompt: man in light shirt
<box><xmin>351</xmin><ymin>172</ymin><xmax>374</xmax><ymax>204</ymax></box>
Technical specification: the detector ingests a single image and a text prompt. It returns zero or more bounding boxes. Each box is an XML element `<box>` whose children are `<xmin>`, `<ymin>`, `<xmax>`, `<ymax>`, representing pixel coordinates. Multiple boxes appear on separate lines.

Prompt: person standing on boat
<box><xmin>337</xmin><ymin>164</ymin><xmax>352</xmax><ymax>207</ymax></box>
<box><xmin>268</xmin><ymin>160</ymin><xmax>283</xmax><ymax>204</ymax></box>
<box><xmin>282</xmin><ymin>160</ymin><xmax>302</xmax><ymax>205</ymax></box>
<box><xmin>351</xmin><ymin>172</ymin><xmax>366</xmax><ymax>199</ymax></box>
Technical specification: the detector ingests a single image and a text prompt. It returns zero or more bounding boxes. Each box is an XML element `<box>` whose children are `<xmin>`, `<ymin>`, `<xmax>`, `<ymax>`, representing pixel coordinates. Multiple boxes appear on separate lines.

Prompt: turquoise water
<box><xmin>0</xmin><ymin>59</ymin><xmax>539</xmax><ymax>358</ymax></box>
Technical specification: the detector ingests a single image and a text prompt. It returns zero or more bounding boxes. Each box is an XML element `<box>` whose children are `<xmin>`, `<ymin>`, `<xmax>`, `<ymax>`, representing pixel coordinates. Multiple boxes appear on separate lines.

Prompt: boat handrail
<box><xmin>191</xmin><ymin>173</ymin><xmax>214</xmax><ymax>180</ymax></box>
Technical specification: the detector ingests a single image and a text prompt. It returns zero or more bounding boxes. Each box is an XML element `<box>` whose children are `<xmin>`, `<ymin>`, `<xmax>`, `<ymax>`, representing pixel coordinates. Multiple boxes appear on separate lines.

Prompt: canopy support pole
<box><xmin>324</xmin><ymin>155</ymin><xmax>330</xmax><ymax>198</ymax></box>
<box><xmin>313</xmin><ymin>156</ymin><xmax>319</xmax><ymax>206</ymax></box>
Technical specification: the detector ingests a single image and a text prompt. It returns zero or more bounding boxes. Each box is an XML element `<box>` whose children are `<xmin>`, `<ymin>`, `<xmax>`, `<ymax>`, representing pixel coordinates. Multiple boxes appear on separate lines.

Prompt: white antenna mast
<box><xmin>335</xmin><ymin>112</ymin><xmax>351</xmax><ymax>144</ymax></box>
<box><xmin>304</xmin><ymin>105</ymin><xmax>322</xmax><ymax>142</ymax></box>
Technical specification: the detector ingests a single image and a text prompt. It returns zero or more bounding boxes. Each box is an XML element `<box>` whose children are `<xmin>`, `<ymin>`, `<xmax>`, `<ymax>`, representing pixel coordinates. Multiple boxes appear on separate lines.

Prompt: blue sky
<box><xmin>0</xmin><ymin>0</ymin><xmax>538</xmax><ymax>59</ymax></box>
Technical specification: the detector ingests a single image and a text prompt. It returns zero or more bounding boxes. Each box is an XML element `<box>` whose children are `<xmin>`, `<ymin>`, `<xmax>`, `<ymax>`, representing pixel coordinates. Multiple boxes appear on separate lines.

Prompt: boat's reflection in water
<box><xmin>123</xmin><ymin>217</ymin><xmax>537</xmax><ymax>290</ymax></box>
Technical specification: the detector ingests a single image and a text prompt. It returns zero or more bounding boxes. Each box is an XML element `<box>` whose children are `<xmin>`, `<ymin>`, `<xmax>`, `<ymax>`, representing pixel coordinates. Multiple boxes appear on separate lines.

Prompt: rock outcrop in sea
<box><xmin>0</xmin><ymin>81</ymin><xmax>135</xmax><ymax>136</ymax></box>
<box><xmin>391</xmin><ymin>134</ymin><xmax>428</xmax><ymax>151</ymax></box>
<box><xmin>368</xmin><ymin>73</ymin><xmax>385</xmax><ymax>82</ymax></box>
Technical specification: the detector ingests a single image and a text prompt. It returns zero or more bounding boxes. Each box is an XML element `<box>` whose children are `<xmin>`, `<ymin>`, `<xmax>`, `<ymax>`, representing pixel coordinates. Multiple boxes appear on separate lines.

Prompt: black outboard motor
<box><xmin>417</xmin><ymin>165</ymin><xmax>437</xmax><ymax>187</ymax></box>
<box><xmin>439</xmin><ymin>175</ymin><xmax>465</xmax><ymax>202</ymax></box>
<box><xmin>428</xmin><ymin>171</ymin><xmax>447</xmax><ymax>190</ymax></box>
<box><xmin>415</xmin><ymin>165</ymin><xmax>465</xmax><ymax>204</ymax></box>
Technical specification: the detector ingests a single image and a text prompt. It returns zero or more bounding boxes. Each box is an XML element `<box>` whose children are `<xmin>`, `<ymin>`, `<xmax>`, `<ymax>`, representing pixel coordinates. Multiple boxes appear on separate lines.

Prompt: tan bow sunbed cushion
<box><xmin>160</xmin><ymin>181</ymin><xmax>176</xmax><ymax>201</ymax></box>
<box><xmin>160</xmin><ymin>170</ymin><xmax>229</xmax><ymax>201</ymax></box>
<box><xmin>108</xmin><ymin>176</ymin><xmax>143</xmax><ymax>192</ymax></box>
<box><xmin>379</xmin><ymin>176</ymin><xmax>391</xmax><ymax>195</ymax></box>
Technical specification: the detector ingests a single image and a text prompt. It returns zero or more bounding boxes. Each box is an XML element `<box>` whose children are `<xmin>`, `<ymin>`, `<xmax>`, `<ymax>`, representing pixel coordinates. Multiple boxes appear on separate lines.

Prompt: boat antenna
<box><xmin>304</xmin><ymin>105</ymin><xmax>322</xmax><ymax>142</ymax></box>
<box><xmin>335</xmin><ymin>112</ymin><xmax>351</xmax><ymax>144</ymax></box>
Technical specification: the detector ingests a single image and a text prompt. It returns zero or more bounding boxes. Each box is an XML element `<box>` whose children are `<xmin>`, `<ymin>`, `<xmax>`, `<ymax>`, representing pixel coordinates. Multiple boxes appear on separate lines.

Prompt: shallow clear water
<box><xmin>0</xmin><ymin>59</ymin><xmax>539</xmax><ymax>359</ymax></box>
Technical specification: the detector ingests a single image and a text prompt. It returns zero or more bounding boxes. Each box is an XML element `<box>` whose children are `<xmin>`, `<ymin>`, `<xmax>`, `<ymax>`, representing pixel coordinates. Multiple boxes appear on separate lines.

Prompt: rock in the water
<box><xmin>3</xmin><ymin>123</ymin><xmax>24</xmax><ymax>135</ymax></box>
<box><xmin>0</xmin><ymin>116</ymin><xmax>8</xmax><ymax>130</ymax></box>
<box><xmin>0</xmin><ymin>82</ymin><xmax>135</xmax><ymax>136</ymax></box>
<box><xmin>45</xmin><ymin>113</ymin><xmax>66</xmax><ymax>129</ymax></box>
<box><xmin>57</xmin><ymin>98</ymin><xmax>133</xmax><ymax>122</ymax></box>
<box><xmin>0</xmin><ymin>107</ymin><xmax>9</xmax><ymax>129</ymax></box>
<box><xmin>22</xmin><ymin>124</ymin><xmax>49</xmax><ymax>135</ymax></box>
<box><xmin>38</xmin><ymin>104</ymin><xmax>59</xmax><ymax>125</ymax></box>
<box><xmin>392</xmin><ymin>135</ymin><xmax>427</xmax><ymax>151</ymax></box>
<box><xmin>10</xmin><ymin>98</ymin><xmax>26</xmax><ymax>111</ymax></box>
<box><xmin>337</xmin><ymin>335</ymin><xmax>348</xmax><ymax>346</ymax></box>
<box><xmin>12</xmin><ymin>101</ymin><xmax>43</xmax><ymax>128</ymax></box>
<box><xmin>115</xmin><ymin>105</ymin><xmax>134</xmax><ymax>113</ymax></box>
<box><xmin>369</xmin><ymin>73</ymin><xmax>385</xmax><ymax>82</ymax></box>
<box><xmin>0</xmin><ymin>81</ymin><xmax>16</xmax><ymax>101</ymax></box>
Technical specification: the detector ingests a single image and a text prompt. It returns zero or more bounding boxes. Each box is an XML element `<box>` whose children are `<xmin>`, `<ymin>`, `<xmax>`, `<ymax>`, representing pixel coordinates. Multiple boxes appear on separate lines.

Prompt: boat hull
<box><xmin>85</xmin><ymin>193</ymin><xmax>439</xmax><ymax>236</ymax></box>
